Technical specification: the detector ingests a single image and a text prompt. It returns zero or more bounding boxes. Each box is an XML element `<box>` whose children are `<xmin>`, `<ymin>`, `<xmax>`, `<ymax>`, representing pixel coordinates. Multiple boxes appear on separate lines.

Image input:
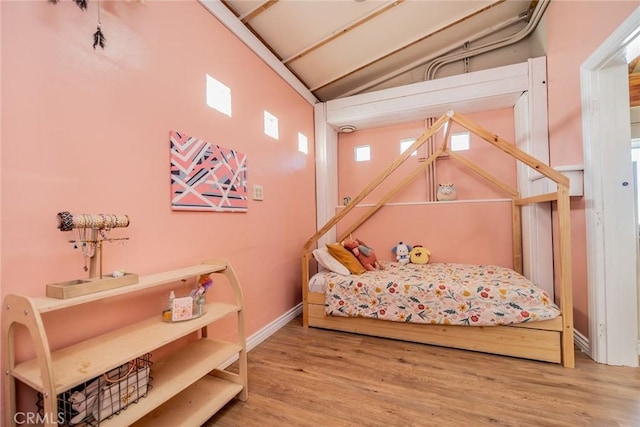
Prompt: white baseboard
<box><xmin>220</xmin><ymin>303</ymin><xmax>302</xmax><ymax>368</ymax></box>
<box><xmin>574</xmin><ymin>329</ymin><xmax>589</xmax><ymax>355</ymax></box>
<box><xmin>573</xmin><ymin>330</ymin><xmax>640</xmax><ymax>361</ymax></box>
<box><xmin>246</xmin><ymin>303</ymin><xmax>303</xmax><ymax>352</ymax></box>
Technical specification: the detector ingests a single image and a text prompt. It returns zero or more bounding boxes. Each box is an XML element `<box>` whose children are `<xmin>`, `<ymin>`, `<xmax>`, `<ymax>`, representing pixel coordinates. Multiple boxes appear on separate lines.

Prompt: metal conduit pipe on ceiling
<box><xmin>416</xmin><ymin>14</ymin><xmax>526</xmax><ymax>82</ymax></box>
<box><xmin>342</xmin><ymin>14</ymin><xmax>524</xmax><ymax>98</ymax></box>
<box><xmin>425</xmin><ymin>0</ymin><xmax>550</xmax><ymax>81</ymax></box>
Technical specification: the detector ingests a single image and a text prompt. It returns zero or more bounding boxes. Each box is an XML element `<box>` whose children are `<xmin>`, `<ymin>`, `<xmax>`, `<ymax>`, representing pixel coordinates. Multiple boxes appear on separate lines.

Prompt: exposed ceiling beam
<box><xmin>282</xmin><ymin>0</ymin><xmax>406</xmax><ymax>64</ymax></box>
<box><xmin>238</xmin><ymin>0</ymin><xmax>278</xmax><ymax>23</ymax></box>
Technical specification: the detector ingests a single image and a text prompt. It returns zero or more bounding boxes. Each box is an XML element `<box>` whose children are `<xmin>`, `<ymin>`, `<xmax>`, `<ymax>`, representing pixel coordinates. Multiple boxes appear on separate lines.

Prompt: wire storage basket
<box><xmin>37</xmin><ymin>353</ymin><xmax>153</xmax><ymax>426</ymax></box>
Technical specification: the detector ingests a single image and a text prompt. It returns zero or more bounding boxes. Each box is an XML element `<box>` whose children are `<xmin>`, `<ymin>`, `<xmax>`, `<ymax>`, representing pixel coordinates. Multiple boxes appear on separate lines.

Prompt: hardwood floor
<box><xmin>204</xmin><ymin>316</ymin><xmax>640</xmax><ymax>427</ymax></box>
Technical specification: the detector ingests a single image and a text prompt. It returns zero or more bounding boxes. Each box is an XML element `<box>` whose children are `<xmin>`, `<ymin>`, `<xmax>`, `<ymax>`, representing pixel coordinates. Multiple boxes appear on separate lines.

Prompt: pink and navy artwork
<box><xmin>170</xmin><ymin>131</ymin><xmax>248</xmax><ymax>212</ymax></box>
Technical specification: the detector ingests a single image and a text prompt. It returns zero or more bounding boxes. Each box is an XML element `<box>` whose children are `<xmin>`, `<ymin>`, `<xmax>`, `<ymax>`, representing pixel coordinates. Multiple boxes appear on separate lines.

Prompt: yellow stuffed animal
<box><xmin>409</xmin><ymin>245</ymin><xmax>430</xmax><ymax>264</ymax></box>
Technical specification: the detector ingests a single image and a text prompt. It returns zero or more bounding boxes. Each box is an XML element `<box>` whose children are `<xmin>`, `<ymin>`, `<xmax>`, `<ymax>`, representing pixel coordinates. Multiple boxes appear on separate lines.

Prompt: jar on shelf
<box><xmin>195</xmin><ymin>295</ymin><xmax>205</xmax><ymax>317</ymax></box>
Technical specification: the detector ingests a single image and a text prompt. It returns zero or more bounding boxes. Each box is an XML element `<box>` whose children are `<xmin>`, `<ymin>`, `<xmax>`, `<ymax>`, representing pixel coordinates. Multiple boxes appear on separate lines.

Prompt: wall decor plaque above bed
<box><xmin>170</xmin><ymin>131</ymin><xmax>248</xmax><ymax>212</ymax></box>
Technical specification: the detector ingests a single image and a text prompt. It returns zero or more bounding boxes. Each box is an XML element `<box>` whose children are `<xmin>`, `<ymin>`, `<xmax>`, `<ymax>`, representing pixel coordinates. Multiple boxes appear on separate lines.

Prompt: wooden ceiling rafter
<box><xmin>282</xmin><ymin>0</ymin><xmax>406</xmax><ymax>65</ymax></box>
<box><xmin>238</xmin><ymin>0</ymin><xmax>278</xmax><ymax>23</ymax></box>
<box><xmin>221</xmin><ymin>0</ymin><xmax>284</xmax><ymax>61</ymax></box>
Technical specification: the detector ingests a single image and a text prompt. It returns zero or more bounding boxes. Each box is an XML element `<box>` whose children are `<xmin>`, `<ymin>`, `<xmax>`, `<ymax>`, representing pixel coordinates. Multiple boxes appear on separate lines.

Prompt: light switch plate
<box><xmin>253</xmin><ymin>185</ymin><xmax>264</xmax><ymax>201</ymax></box>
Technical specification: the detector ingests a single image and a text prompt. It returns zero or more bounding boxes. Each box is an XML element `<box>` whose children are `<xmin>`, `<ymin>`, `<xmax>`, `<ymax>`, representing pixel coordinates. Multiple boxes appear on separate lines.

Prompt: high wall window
<box><xmin>450</xmin><ymin>132</ymin><xmax>470</xmax><ymax>151</ymax></box>
<box><xmin>354</xmin><ymin>145</ymin><xmax>371</xmax><ymax>162</ymax></box>
<box><xmin>264</xmin><ymin>111</ymin><xmax>279</xmax><ymax>140</ymax></box>
<box><xmin>206</xmin><ymin>74</ymin><xmax>232</xmax><ymax>117</ymax></box>
<box><xmin>298</xmin><ymin>132</ymin><xmax>308</xmax><ymax>154</ymax></box>
<box><xmin>400</xmin><ymin>138</ymin><xmax>417</xmax><ymax>156</ymax></box>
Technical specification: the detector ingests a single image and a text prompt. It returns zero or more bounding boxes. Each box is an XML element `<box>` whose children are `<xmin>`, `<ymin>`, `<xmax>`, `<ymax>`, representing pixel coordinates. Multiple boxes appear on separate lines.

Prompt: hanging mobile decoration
<box><xmin>48</xmin><ymin>0</ymin><xmax>87</xmax><ymax>10</ymax></box>
<box><xmin>93</xmin><ymin>0</ymin><xmax>106</xmax><ymax>49</ymax></box>
<box><xmin>48</xmin><ymin>0</ymin><xmax>106</xmax><ymax>49</ymax></box>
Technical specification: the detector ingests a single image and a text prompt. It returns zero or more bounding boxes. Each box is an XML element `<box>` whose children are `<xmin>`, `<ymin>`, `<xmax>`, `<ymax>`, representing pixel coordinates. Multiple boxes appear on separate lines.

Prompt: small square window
<box><xmin>206</xmin><ymin>74</ymin><xmax>232</xmax><ymax>117</ymax></box>
<box><xmin>400</xmin><ymin>138</ymin><xmax>417</xmax><ymax>156</ymax></box>
<box><xmin>298</xmin><ymin>132</ymin><xmax>308</xmax><ymax>154</ymax></box>
<box><xmin>451</xmin><ymin>132</ymin><xmax>470</xmax><ymax>151</ymax></box>
<box><xmin>264</xmin><ymin>111</ymin><xmax>279</xmax><ymax>140</ymax></box>
<box><xmin>354</xmin><ymin>145</ymin><xmax>371</xmax><ymax>162</ymax></box>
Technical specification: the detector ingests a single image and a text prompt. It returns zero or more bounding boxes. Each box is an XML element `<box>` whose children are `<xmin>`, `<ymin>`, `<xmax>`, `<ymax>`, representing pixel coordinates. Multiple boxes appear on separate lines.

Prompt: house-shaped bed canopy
<box><xmin>302</xmin><ymin>110</ymin><xmax>574</xmax><ymax>368</ymax></box>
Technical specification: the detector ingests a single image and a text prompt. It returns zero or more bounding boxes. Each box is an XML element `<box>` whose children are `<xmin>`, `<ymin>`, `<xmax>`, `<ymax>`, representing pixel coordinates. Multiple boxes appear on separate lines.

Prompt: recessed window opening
<box><xmin>298</xmin><ymin>132</ymin><xmax>308</xmax><ymax>154</ymax></box>
<box><xmin>206</xmin><ymin>74</ymin><xmax>232</xmax><ymax>117</ymax></box>
<box><xmin>354</xmin><ymin>145</ymin><xmax>371</xmax><ymax>162</ymax></box>
<box><xmin>264</xmin><ymin>111</ymin><xmax>279</xmax><ymax>140</ymax></box>
<box><xmin>450</xmin><ymin>132</ymin><xmax>470</xmax><ymax>151</ymax></box>
<box><xmin>400</xmin><ymin>138</ymin><xmax>418</xmax><ymax>156</ymax></box>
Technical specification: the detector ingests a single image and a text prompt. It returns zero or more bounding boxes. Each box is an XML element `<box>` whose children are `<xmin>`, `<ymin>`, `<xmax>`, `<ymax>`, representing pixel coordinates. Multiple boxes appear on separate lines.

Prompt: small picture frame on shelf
<box><xmin>171</xmin><ymin>296</ymin><xmax>193</xmax><ymax>322</ymax></box>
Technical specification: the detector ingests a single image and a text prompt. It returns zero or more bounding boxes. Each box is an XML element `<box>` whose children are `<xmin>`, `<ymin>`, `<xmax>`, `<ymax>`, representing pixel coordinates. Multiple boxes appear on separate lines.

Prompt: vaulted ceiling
<box><xmin>216</xmin><ymin>0</ymin><xmax>640</xmax><ymax>108</ymax></box>
<box><xmin>220</xmin><ymin>0</ymin><xmax>544</xmax><ymax>102</ymax></box>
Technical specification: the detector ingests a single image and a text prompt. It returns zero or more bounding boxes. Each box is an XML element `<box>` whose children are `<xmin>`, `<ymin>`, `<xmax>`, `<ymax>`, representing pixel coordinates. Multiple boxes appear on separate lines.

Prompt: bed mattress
<box><xmin>311</xmin><ymin>261</ymin><xmax>560</xmax><ymax>327</ymax></box>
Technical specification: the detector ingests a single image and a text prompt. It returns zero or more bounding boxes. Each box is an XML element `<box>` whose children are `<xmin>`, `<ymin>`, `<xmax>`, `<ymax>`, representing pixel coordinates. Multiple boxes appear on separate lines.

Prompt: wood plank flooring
<box><xmin>204</xmin><ymin>316</ymin><xmax>640</xmax><ymax>427</ymax></box>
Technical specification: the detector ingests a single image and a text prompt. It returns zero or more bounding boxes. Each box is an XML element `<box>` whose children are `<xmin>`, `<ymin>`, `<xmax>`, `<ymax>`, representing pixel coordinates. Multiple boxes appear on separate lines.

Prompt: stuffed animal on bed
<box><xmin>409</xmin><ymin>245</ymin><xmax>431</xmax><ymax>264</ymax></box>
<box><xmin>392</xmin><ymin>241</ymin><xmax>411</xmax><ymax>264</ymax></box>
<box><xmin>342</xmin><ymin>236</ymin><xmax>384</xmax><ymax>271</ymax></box>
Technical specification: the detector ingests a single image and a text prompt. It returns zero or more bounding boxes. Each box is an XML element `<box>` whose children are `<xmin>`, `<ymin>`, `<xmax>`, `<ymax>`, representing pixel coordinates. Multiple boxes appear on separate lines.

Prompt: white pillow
<box><xmin>312</xmin><ymin>247</ymin><xmax>351</xmax><ymax>276</ymax></box>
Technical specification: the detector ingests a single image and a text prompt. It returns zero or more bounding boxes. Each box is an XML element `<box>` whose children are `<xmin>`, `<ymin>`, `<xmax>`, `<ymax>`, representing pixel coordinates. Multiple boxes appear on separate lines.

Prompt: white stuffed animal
<box><xmin>436</xmin><ymin>183</ymin><xmax>457</xmax><ymax>201</ymax></box>
<box><xmin>392</xmin><ymin>242</ymin><xmax>412</xmax><ymax>264</ymax></box>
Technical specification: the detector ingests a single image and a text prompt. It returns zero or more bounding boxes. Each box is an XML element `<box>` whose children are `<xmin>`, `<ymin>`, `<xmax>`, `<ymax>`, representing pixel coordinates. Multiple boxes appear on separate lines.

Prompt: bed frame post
<box><xmin>557</xmin><ymin>184</ymin><xmax>575</xmax><ymax>368</ymax></box>
<box><xmin>512</xmin><ymin>199</ymin><xmax>523</xmax><ymax>274</ymax></box>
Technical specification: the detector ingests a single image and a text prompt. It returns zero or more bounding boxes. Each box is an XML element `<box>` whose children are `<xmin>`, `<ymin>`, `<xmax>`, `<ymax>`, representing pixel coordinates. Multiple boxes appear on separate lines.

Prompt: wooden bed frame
<box><xmin>301</xmin><ymin>110</ymin><xmax>575</xmax><ymax>368</ymax></box>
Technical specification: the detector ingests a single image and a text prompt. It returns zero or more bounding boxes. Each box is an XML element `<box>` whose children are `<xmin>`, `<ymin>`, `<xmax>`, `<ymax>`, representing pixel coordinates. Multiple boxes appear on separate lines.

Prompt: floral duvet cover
<box><xmin>324</xmin><ymin>261</ymin><xmax>560</xmax><ymax>326</ymax></box>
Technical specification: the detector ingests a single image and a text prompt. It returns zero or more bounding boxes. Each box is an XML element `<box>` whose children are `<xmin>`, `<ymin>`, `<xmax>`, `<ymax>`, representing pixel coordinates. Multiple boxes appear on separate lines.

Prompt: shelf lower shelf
<box><xmin>97</xmin><ymin>338</ymin><xmax>242</xmax><ymax>426</ymax></box>
<box><xmin>131</xmin><ymin>375</ymin><xmax>244</xmax><ymax>426</ymax></box>
<box><xmin>11</xmin><ymin>303</ymin><xmax>241</xmax><ymax>394</ymax></box>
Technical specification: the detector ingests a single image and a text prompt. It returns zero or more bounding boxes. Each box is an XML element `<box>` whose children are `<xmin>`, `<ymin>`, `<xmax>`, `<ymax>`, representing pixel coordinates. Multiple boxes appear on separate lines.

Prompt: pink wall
<box><xmin>1</xmin><ymin>0</ymin><xmax>315</xmax><ymax>407</ymax></box>
<box><xmin>545</xmin><ymin>1</ymin><xmax>639</xmax><ymax>337</ymax></box>
<box><xmin>337</xmin><ymin>109</ymin><xmax>516</xmax><ymax>268</ymax></box>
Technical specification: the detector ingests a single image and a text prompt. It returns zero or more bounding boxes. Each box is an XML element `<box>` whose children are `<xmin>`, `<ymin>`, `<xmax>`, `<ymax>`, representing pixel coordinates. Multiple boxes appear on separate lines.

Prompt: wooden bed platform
<box><xmin>307</xmin><ymin>292</ymin><xmax>564</xmax><ymax>364</ymax></box>
<box><xmin>302</xmin><ymin>110</ymin><xmax>575</xmax><ymax>368</ymax></box>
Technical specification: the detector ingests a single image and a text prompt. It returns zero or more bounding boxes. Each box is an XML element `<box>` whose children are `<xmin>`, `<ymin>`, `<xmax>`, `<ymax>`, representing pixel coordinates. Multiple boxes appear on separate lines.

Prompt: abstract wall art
<box><xmin>170</xmin><ymin>131</ymin><xmax>248</xmax><ymax>212</ymax></box>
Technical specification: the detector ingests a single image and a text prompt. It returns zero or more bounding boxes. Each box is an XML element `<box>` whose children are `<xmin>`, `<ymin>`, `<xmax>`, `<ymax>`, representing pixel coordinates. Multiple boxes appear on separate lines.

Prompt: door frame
<box><xmin>581</xmin><ymin>7</ymin><xmax>640</xmax><ymax>366</ymax></box>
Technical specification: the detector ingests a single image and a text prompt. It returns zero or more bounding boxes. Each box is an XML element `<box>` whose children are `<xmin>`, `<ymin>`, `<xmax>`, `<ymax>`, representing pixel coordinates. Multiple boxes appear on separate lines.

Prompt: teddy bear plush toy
<box><xmin>392</xmin><ymin>241</ymin><xmax>411</xmax><ymax>264</ymax></box>
<box><xmin>409</xmin><ymin>245</ymin><xmax>431</xmax><ymax>264</ymax></box>
<box><xmin>342</xmin><ymin>236</ymin><xmax>384</xmax><ymax>271</ymax></box>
